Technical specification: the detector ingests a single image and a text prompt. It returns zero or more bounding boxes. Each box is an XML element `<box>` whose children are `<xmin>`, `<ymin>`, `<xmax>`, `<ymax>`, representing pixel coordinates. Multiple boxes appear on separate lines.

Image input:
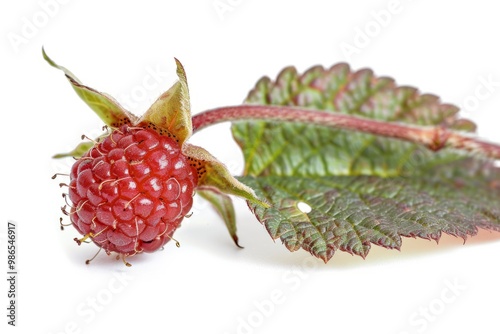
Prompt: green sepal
<box><xmin>52</xmin><ymin>141</ymin><xmax>95</xmax><ymax>159</ymax></box>
<box><xmin>198</xmin><ymin>188</ymin><xmax>242</xmax><ymax>248</ymax></box>
<box><xmin>183</xmin><ymin>143</ymin><xmax>270</xmax><ymax>208</ymax></box>
<box><xmin>43</xmin><ymin>47</ymin><xmax>137</xmax><ymax>127</ymax></box>
<box><xmin>138</xmin><ymin>58</ymin><xmax>192</xmax><ymax>145</ymax></box>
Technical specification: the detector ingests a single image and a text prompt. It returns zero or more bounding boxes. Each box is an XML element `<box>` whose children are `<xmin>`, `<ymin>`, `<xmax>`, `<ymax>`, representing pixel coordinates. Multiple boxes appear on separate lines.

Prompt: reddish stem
<box><xmin>192</xmin><ymin>105</ymin><xmax>500</xmax><ymax>160</ymax></box>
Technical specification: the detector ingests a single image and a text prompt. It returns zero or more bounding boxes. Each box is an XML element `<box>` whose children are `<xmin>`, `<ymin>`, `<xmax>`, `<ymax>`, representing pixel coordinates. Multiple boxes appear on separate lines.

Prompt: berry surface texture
<box><xmin>68</xmin><ymin>125</ymin><xmax>197</xmax><ymax>258</ymax></box>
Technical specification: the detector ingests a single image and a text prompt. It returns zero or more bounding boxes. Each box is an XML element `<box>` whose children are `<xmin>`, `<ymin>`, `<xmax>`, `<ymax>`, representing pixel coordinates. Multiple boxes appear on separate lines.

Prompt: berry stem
<box><xmin>192</xmin><ymin>105</ymin><xmax>500</xmax><ymax>160</ymax></box>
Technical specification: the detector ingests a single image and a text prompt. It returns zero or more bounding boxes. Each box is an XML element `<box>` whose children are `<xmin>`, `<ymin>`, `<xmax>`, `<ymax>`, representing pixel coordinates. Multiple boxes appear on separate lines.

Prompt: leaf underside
<box><xmin>232</xmin><ymin>63</ymin><xmax>500</xmax><ymax>262</ymax></box>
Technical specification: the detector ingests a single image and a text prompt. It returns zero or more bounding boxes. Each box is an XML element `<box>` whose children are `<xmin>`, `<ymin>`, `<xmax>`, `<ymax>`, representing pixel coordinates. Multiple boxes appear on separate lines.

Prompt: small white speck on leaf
<box><xmin>297</xmin><ymin>201</ymin><xmax>312</xmax><ymax>214</ymax></box>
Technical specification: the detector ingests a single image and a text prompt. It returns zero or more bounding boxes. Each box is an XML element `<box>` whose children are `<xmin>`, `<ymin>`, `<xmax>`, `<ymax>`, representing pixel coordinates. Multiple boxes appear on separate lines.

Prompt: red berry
<box><xmin>68</xmin><ymin>125</ymin><xmax>198</xmax><ymax>257</ymax></box>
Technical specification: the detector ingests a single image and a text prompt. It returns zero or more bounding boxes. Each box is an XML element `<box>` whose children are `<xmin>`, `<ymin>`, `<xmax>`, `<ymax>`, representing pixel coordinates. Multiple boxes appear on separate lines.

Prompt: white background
<box><xmin>2</xmin><ymin>1</ymin><xmax>500</xmax><ymax>333</ymax></box>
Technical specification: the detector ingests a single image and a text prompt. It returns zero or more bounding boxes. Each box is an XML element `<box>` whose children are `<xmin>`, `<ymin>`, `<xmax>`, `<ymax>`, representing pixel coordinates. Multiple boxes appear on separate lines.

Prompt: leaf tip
<box><xmin>233</xmin><ymin>236</ymin><xmax>244</xmax><ymax>249</ymax></box>
<box><xmin>42</xmin><ymin>46</ymin><xmax>56</xmax><ymax>67</ymax></box>
<box><xmin>173</xmin><ymin>57</ymin><xmax>187</xmax><ymax>81</ymax></box>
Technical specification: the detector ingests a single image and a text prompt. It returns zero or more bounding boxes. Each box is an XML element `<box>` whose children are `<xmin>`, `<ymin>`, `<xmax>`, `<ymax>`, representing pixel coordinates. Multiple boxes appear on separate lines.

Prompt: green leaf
<box><xmin>239</xmin><ymin>160</ymin><xmax>500</xmax><ymax>262</ymax></box>
<box><xmin>43</xmin><ymin>48</ymin><xmax>137</xmax><ymax>127</ymax></box>
<box><xmin>232</xmin><ymin>63</ymin><xmax>499</xmax><ymax>262</ymax></box>
<box><xmin>235</xmin><ymin>64</ymin><xmax>474</xmax><ymax>178</ymax></box>
<box><xmin>198</xmin><ymin>188</ymin><xmax>242</xmax><ymax>248</ymax></box>
<box><xmin>138</xmin><ymin>58</ymin><xmax>192</xmax><ymax>145</ymax></box>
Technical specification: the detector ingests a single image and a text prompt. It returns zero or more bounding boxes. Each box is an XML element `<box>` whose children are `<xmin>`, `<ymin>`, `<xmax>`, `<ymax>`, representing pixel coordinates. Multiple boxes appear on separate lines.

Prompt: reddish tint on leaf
<box><xmin>233</xmin><ymin>63</ymin><xmax>500</xmax><ymax>262</ymax></box>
